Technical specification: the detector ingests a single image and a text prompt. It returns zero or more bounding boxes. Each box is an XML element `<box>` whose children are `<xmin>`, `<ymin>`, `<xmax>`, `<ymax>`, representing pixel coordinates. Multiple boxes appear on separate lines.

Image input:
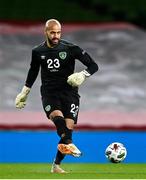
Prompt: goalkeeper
<box><xmin>15</xmin><ymin>19</ymin><xmax>98</xmax><ymax>173</ymax></box>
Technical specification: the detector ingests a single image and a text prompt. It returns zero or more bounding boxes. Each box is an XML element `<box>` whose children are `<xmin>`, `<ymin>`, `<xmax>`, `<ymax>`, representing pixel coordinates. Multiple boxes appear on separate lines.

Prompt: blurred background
<box><xmin>0</xmin><ymin>0</ymin><xmax>146</xmax><ymax>163</ymax></box>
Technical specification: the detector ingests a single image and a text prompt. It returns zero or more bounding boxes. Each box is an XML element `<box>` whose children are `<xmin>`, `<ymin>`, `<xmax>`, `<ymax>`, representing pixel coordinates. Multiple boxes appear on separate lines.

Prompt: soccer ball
<box><xmin>105</xmin><ymin>142</ymin><xmax>127</xmax><ymax>163</ymax></box>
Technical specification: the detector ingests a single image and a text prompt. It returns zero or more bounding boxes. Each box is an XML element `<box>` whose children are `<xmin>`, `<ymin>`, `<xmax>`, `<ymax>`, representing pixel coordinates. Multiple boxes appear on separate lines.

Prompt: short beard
<box><xmin>47</xmin><ymin>37</ymin><xmax>59</xmax><ymax>47</ymax></box>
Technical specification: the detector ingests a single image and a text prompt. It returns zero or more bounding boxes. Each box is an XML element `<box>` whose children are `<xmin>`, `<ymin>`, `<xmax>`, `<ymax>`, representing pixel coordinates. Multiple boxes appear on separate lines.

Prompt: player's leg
<box><xmin>54</xmin><ymin>139</ymin><xmax>66</xmax><ymax>164</ymax></box>
<box><xmin>50</xmin><ymin>110</ymin><xmax>73</xmax><ymax>144</ymax></box>
<box><xmin>58</xmin><ymin>118</ymin><xmax>82</xmax><ymax>157</ymax></box>
<box><xmin>41</xmin><ymin>95</ymin><xmax>68</xmax><ymax>173</ymax></box>
<box><xmin>42</xmin><ymin>94</ymin><xmax>72</xmax><ymax>144</ymax></box>
<box><xmin>65</xmin><ymin>118</ymin><xmax>81</xmax><ymax>156</ymax></box>
<box><xmin>46</xmin><ymin>110</ymin><xmax>73</xmax><ymax>173</ymax></box>
<box><xmin>50</xmin><ymin>114</ymin><xmax>75</xmax><ymax>172</ymax></box>
<box><xmin>51</xmin><ymin>118</ymin><xmax>81</xmax><ymax>173</ymax></box>
<box><xmin>41</xmin><ymin>92</ymin><xmax>81</xmax><ymax>173</ymax></box>
<box><xmin>57</xmin><ymin>92</ymin><xmax>82</xmax><ymax>157</ymax></box>
<box><xmin>50</xmin><ymin>112</ymin><xmax>80</xmax><ymax>173</ymax></box>
<box><xmin>51</xmin><ymin>139</ymin><xmax>67</xmax><ymax>173</ymax></box>
<box><xmin>49</xmin><ymin>111</ymin><xmax>74</xmax><ymax>166</ymax></box>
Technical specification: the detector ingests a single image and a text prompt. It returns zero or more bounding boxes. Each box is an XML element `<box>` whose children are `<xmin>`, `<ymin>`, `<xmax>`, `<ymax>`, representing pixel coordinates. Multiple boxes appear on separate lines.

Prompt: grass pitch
<box><xmin>0</xmin><ymin>163</ymin><xmax>146</xmax><ymax>179</ymax></box>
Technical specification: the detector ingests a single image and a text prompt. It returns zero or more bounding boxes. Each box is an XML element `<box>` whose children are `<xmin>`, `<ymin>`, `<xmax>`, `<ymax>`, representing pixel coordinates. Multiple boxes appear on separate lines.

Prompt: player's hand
<box><xmin>15</xmin><ymin>86</ymin><xmax>30</xmax><ymax>109</ymax></box>
<box><xmin>67</xmin><ymin>70</ymin><xmax>90</xmax><ymax>87</ymax></box>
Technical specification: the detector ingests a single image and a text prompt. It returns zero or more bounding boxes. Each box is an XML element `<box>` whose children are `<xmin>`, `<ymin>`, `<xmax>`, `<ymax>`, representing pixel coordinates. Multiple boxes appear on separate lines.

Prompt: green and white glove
<box><xmin>67</xmin><ymin>70</ymin><xmax>90</xmax><ymax>87</ymax></box>
<box><xmin>15</xmin><ymin>86</ymin><xmax>30</xmax><ymax>109</ymax></box>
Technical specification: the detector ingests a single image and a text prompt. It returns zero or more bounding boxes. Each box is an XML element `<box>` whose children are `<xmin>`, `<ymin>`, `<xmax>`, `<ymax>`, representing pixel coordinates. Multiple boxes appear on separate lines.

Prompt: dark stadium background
<box><xmin>0</xmin><ymin>0</ymin><xmax>146</xmax><ymax>163</ymax></box>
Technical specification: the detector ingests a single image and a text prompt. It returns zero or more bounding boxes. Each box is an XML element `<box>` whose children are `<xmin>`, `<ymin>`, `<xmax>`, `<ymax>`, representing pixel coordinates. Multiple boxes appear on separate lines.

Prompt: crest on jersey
<box><xmin>59</xmin><ymin>52</ymin><xmax>67</xmax><ymax>60</ymax></box>
<box><xmin>45</xmin><ymin>105</ymin><xmax>51</xmax><ymax>112</ymax></box>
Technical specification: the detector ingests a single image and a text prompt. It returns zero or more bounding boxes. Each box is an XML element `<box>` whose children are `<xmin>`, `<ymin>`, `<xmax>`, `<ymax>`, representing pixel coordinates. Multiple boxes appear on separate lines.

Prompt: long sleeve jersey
<box><xmin>25</xmin><ymin>39</ymin><xmax>98</xmax><ymax>93</ymax></box>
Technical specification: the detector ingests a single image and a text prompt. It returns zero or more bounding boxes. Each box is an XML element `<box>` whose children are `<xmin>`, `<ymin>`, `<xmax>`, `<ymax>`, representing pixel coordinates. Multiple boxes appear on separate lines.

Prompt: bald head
<box><xmin>45</xmin><ymin>19</ymin><xmax>61</xmax><ymax>31</ymax></box>
<box><xmin>44</xmin><ymin>19</ymin><xmax>61</xmax><ymax>47</ymax></box>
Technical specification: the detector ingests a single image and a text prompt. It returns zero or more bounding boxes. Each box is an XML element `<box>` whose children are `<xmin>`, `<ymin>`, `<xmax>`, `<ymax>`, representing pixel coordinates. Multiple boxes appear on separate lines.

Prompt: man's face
<box><xmin>45</xmin><ymin>24</ymin><xmax>61</xmax><ymax>47</ymax></box>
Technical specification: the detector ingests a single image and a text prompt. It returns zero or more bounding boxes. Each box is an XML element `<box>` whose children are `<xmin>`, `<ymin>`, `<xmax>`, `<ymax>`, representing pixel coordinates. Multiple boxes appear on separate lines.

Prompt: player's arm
<box><xmin>67</xmin><ymin>46</ymin><xmax>99</xmax><ymax>87</ymax></box>
<box><xmin>15</xmin><ymin>50</ymin><xmax>40</xmax><ymax>109</ymax></box>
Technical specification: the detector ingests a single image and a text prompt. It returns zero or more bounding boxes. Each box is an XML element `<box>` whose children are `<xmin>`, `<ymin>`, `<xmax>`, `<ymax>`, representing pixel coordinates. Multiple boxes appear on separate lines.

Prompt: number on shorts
<box><xmin>70</xmin><ymin>104</ymin><xmax>79</xmax><ymax>117</ymax></box>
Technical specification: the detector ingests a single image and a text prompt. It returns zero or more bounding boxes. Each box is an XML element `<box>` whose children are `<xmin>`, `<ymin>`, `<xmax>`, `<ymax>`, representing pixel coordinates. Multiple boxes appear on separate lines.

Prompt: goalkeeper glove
<box><xmin>67</xmin><ymin>70</ymin><xmax>91</xmax><ymax>87</ymax></box>
<box><xmin>15</xmin><ymin>86</ymin><xmax>30</xmax><ymax>109</ymax></box>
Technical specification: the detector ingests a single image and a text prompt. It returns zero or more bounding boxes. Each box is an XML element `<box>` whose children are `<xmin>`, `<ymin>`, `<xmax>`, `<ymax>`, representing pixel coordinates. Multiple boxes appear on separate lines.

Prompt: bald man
<box><xmin>15</xmin><ymin>19</ymin><xmax>98</xmax><ymax>173</ymax></box>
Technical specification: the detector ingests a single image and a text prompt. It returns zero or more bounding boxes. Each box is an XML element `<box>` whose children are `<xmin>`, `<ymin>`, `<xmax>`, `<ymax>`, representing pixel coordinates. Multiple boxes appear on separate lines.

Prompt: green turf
<box><xmin>0</xmin><ymin>163</ymin><xmax>146</xmax><ymax>179</ymax></box>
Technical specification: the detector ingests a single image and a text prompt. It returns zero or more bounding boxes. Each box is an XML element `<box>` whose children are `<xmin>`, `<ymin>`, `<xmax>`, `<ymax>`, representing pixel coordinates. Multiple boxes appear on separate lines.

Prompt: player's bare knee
<box><xmin>49</xmin><ymin>110</ymin><xmax>64</xmax><ymax>120</ymax></box>
<box><xmin>65</xmin><ymin>118</ymin><xmax>74</xmax><ymax>130</ymax></box>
